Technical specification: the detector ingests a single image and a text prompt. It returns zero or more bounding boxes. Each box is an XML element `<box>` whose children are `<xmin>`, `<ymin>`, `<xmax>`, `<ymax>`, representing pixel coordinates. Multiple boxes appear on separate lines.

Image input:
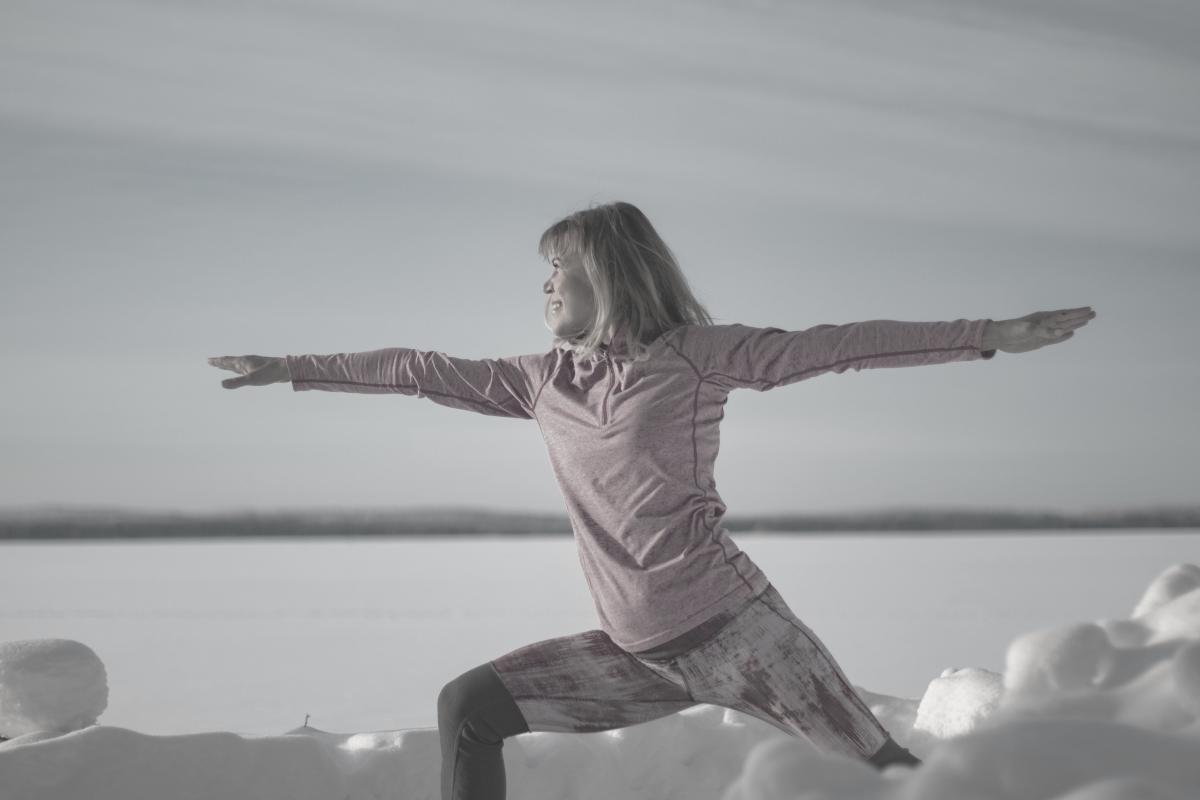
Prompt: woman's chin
<box><xmin>545</xmin><ymin>317</ymin><xmax>580</xmax><ymax>338</ymax></box>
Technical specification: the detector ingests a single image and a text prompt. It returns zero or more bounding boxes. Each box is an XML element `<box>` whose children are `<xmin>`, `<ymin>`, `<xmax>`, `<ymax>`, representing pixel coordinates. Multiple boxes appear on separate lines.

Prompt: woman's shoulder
<box><xmin>666</xmin><ymin>321</ymin><xmax>759</xmax><ymax>348</ymax></box>
<box><xmin>664</xmin><ymin>321</ymin><xmax>790</xmax><ymax>372</ymax></box>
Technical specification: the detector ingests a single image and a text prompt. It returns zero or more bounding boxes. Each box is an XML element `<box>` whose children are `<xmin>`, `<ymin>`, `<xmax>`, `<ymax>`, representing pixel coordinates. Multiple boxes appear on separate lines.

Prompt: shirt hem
<box><xmin>611</xmin><ymin>571</ymin><xmax>772</xmax><ymax>652</ymax></box>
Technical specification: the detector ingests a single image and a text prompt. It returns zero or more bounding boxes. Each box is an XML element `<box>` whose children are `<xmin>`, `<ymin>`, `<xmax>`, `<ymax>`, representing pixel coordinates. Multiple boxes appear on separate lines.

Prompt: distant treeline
<box><xmin>1</xmin><ymin>505</ymin><xmax>1199</xmax><ymax>540</ymax></box>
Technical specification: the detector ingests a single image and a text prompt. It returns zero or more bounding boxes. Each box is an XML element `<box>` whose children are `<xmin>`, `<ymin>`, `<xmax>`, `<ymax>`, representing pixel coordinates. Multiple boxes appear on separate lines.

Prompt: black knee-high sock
<box><xmin>439</xmin><ymin>662</ymin><xmax>531</xmax><ymax>800</ymax></box>
<box><xmin>867</xmin><ymin>736</ymin><xmax>922</xmax><ymax>769</ymax></box>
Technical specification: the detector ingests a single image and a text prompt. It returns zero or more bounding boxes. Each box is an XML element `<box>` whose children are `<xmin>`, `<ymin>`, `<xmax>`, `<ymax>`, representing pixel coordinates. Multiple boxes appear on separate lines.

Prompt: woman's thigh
<box><xmin>490</xmin><ymin>628</ymin><xmax>697</xmax><ymax>734</ymax></box>
<box><xmin>673</xmin><ymin>585</ymin><xmax>892</xmax><ymax>760</ymax></box>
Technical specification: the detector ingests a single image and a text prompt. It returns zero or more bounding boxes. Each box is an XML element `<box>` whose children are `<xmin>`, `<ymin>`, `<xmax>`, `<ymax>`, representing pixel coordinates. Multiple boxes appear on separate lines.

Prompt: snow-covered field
<box><xmin>2</xmin><ymin>534</ymin><xmax>1198</xmax><ymax>799</ymax></box>
<box><xmin>1</xmin><ymin>532</ymin><xmax>1193</xmax><ymax>735</ymax></box>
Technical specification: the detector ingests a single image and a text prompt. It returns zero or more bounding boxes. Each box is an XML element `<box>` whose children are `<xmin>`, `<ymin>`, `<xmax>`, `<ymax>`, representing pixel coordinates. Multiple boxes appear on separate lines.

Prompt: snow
<box><xmin>912</xmin><ymin>666</ymin><xmax>1003</xmax><ymax>739</ymax></box>
<box><xmin>1</xmin><ymin>563</ymin><xmax>1198</xmax><ymax>800</ymax></box>
<box><xmin>0</xmin><ymin>639</ymin><xmax>107</xmax><ymax>739</ymax></box>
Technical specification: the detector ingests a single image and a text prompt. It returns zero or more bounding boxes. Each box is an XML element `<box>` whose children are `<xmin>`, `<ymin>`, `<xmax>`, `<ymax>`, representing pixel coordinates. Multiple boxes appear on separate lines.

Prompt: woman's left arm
<box><xmin>983</xmin><ymin>307</ymin><xmax>1097</xmax><ymax>355</ymax></box>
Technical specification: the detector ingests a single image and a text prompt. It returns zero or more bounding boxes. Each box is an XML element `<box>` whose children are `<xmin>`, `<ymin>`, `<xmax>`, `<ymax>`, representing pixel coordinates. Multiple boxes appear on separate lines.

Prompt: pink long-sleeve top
<box><xmin>285</xmin><ymin>318</ymin><xmax>996</xmax><ymax>652</ymax></box>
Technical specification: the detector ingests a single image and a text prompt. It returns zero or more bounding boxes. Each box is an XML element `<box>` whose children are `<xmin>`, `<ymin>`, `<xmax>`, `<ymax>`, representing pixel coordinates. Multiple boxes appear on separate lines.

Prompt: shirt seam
<box><xmin>703</xmin><ymin>343</ymin><xmax>982</xmax><ymax>390</ymax></box>
<box><xmin>290</xmin><ymin>378</ymin><xmax>531</xmax><ymax>418</ymax></box>
<box><xmin>664</xmin><ymin>332</ymin><xmax>757</xmax><ymax>596</ymax></box>
<box><xmin>530</xmin><ymin>353</ymin><xmax>555</xmax><ymax>413</ymax></box>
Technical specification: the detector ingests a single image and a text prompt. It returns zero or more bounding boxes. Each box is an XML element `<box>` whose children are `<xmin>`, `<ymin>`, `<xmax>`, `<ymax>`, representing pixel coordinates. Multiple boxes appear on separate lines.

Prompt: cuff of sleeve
<box><xmin>283</xmin><ymin>355</ymin><xmax>304</xmax><ymax>391</ymax></box>
<box><xmin>977</xmin><ymin>318</ymin><xmax>996</xmax><ymax>360</ymax></box>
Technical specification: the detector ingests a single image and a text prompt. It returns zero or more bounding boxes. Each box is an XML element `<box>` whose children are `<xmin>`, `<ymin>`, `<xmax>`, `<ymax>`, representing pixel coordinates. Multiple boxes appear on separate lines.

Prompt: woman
<box><xmin>209</xmin><ymin>201</ymin><xmax>1095</xmax><ymax>800</ymax></box>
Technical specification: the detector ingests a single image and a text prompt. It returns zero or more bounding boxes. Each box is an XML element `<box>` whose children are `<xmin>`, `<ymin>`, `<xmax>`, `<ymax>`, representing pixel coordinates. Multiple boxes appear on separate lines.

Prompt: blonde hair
<box><xmin>537</xmin><ymin>201</ymin><xmax>715</xmax><ymax>361</ymax></box>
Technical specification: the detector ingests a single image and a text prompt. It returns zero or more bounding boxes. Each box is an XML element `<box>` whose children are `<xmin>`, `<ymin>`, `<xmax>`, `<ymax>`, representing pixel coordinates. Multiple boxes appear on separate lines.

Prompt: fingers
<box><xmin>208</xmin><ymin>356</ymin><xmax>243</xmax><ymax>374</ymax></box>
<box><xmin>219</xmin><ymin>363</ymin><xmax>281</xmax><ymax>389</ymax></box>
<box><xmin>210</xmin><ymin>357</ymin><xmax>253</xmax><ymax>388</ymax></box>
<box><xmin>1052</xmin><ymin>307</ymin><xmax>1096</xmax><ymax>322</ymax></box>
<box><xmin>1039</xmin><ymin>307</ymin><xmax>1096</xmax><ymax>338</ymax></box>
<box><xmin>209</xmin><ymin>355</ymin><xmax>263</xmax><ymax>377</ymax></box>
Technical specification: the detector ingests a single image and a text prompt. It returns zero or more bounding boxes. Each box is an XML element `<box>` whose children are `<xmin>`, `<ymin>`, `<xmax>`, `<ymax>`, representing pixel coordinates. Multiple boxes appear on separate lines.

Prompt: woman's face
<box><xmin>543</xmin><ymin>250</ymin><xmax>596</xmax><ymax>338</ymax></box>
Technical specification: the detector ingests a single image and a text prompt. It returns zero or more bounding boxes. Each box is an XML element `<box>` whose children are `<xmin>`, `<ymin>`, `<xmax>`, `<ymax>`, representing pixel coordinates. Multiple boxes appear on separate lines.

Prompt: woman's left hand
<box><xmin>984</xmin><ymin>307</ymin><xmax>1097</xmax><ymax>354</ymax></box>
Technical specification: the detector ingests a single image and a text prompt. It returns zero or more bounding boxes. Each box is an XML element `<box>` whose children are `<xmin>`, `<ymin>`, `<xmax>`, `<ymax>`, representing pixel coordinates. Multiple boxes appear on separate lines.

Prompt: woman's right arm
<box><xmin>210</xmin><ymin>348</ymin><xmax>545</xmax><ymax>420</ymax></box>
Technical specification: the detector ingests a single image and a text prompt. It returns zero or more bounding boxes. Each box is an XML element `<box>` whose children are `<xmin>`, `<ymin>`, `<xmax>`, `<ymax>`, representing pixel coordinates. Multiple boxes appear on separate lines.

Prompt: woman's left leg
<box><xmin>655</xmin><ymin>584</ymin><xmax>918</xmax><ymax>767</ymax></box>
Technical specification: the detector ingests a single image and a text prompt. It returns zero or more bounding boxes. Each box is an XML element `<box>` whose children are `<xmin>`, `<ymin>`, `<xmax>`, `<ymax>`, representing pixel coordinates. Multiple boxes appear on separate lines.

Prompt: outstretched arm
<box><xmin>208</xmin><ymin>348</ymin><xmax>544</xmax><ymax>420</ymax></box>
<box><xmin>688</xmin><ymin>306</ymin><xmax>1096</xmax><ymax>393</ymax></box>
<box><xmin>689</xmin><ymin>317</ymin><xmax>996</xmax><ymax>393</ymax></box>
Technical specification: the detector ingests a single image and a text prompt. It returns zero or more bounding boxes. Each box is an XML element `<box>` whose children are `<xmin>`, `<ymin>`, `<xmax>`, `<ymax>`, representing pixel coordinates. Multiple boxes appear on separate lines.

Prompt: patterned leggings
<box><xmin>439</xmin><ymin>583</ymin><xmax>904</xmax><ymax>800</ymax></box>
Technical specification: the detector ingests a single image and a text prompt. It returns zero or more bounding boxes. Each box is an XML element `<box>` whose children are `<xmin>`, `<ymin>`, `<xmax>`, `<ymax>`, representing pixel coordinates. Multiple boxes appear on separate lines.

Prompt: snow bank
<box><xmin>0</xmin><ymin>639</ymin><xmax>107</xmax><ymax>739</ymax></box>
<box><xmin>1</xmin><ymin>563</ymin><xmax>1198</xmax><ymax>800</ymax></box>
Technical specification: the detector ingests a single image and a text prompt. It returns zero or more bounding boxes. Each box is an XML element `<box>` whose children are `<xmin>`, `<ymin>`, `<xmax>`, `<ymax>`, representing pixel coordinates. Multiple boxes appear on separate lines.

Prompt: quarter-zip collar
<box><xmin>551</xmin><ymin>324</ymin><xmax>638</xmax><ymax>364</ymax></box>
<box><xmin>551</xmin><ymin>327</ymin><xmax>640</xmax><ymax>426</ymax></box>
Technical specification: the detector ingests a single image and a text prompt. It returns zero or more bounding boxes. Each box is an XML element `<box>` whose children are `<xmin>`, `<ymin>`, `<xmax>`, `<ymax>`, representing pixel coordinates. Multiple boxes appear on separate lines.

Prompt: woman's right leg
<box><xmin>438</xmin><ymin>628</ymin><xmax>697</xmax><ymax>800</ymax></box>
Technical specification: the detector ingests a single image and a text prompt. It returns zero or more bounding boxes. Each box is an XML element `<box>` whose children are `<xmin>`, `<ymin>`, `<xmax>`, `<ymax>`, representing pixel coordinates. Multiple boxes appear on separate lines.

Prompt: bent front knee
<box><xmin>438</xmin><ymin>661</ymin><xmax>530</xmax><ymax>743</ymax></box>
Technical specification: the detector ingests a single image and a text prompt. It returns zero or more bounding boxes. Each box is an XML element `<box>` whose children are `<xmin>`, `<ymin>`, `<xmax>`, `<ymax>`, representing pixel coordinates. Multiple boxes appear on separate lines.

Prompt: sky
<box><xmin>1</xmin><ymin>0</ymin><xmax>1197</xmax><ymax>516</ymax></box>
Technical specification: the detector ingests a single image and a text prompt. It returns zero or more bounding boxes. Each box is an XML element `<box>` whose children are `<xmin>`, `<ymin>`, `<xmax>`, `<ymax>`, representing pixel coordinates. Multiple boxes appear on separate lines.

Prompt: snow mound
<box><xmin>912</xmin><ymin>666</ymin><xmax>1004</xmax><ymax>738</ymax></box>
<box><xmin>0</xmin><ymin>639</ymin><xmax>108</xmax><ymax>739</ymax></box>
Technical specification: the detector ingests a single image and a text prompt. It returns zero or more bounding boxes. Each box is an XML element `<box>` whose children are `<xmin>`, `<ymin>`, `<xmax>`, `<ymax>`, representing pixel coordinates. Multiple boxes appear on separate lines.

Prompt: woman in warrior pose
<box><xmin>210</xmin><ymin>201</ymin><xmax>1095</xmax><ymax>799</ymax></box>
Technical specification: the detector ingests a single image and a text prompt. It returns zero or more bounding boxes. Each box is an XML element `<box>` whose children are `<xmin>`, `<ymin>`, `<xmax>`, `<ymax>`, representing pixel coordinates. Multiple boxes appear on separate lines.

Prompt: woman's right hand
<box><xmin>986</xmin><ymin>307</ymin><xmax>1096</xmax><ymax>354</ymax></box>
<box><xmin>208</xmin><ymin>355</ymin><xmax>291</xmax><ymax>389</ymax></box>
